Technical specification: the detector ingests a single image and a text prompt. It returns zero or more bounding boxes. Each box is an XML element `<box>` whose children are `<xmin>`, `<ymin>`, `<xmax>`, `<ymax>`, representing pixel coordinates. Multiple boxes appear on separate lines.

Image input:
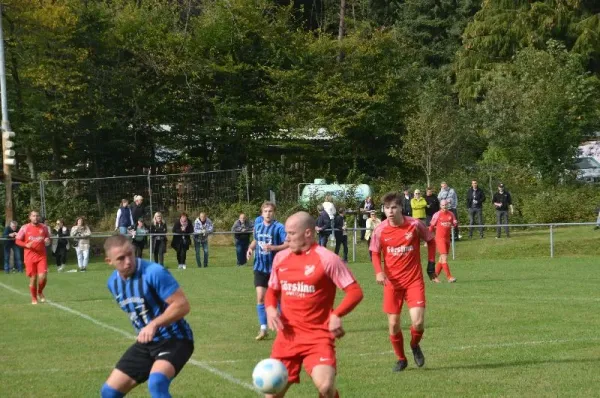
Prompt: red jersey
<box><xmin>16</xmin><ymin>223</ymin><xmax>49</xmax><ymax>262</ymax></box>
<box><xmin>429</xmin><ymin>210</ymin><xmax>458</xmax><ymax>241</ymax></box>
<box><xmin>369</xmin><ymin>217</ymin><xmax>433</xmax><ymax>288</ymax></box>
<box><xmin>268</xmin><ymin>244</ymin><xmax>356</xmax><ymax>343</ymax></box>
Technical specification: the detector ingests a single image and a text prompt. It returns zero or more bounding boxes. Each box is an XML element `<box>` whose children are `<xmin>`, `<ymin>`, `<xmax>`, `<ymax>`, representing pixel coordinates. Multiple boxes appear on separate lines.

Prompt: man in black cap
<box><xmin>492</xmin><ymin>183</ymin><xmax>513</xmax><ymax>238</ymax></box>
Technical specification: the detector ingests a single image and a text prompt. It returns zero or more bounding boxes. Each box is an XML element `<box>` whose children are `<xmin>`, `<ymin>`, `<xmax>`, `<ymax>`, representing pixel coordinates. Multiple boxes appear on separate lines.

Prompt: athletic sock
<box><xmin>441</xmin><ymin>263</ymin><xmax>452</xmax><ymax>278</ymax></box>
<box><xmin>390</xmin><ymin>331</ymin><xmax>406</xmax><ymax>360</ymax></box>
<box><xmin>100</xmin><ymin>383</ymin><xmax>125</xmax><ymax>398</ymax></box>
<box><xmin>256</xmin><ymin>304</ymin><xmax>267</xmax><ymax>329</ymax></box>
<box><xmin>410</xmin><ymin>326</ymin><xmax>424</xmax><ymax>349</ymax></box>
<box><xmin>29</xmin><ymin>285</ymin><xmax>37</xmax><ymax>301</ymax></box>
<box><xmin>148</xmin><ymin>372</ymin><xmax>172</xmax><ymax>398</ymax></box>
<box><xmin>435</xmin><ymin>263</ymin><xmax>442</xmax><ymax>276</ymax></box>
<box><xmin>38</xmin><ymin>278</ymin><xmax>47</xmax><ymax>294</ymax></box>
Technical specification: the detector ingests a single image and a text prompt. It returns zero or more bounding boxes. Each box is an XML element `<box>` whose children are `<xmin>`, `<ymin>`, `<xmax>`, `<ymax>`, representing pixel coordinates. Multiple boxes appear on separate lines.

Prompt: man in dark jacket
<box><xmin>231</xmin><ymin>213</ymin><xmax>253</xmax><ymax>266</ymax></box>
<box><xmin>424</xmin><ymin>187</ymin><xmax>440</xmax><ymax>226</ymax></box>
<box><xmin>402</xmin><ymin>188</ymin><xmax>412</xmax><ymax>216</ymax></box>
<box><xmin>466</xmin><ymin>179</ymin><xmax>486</xmax><ymax>239</ymax></box>
<box><xmin>492</xmin><ymin>183</ymin><xmax>513</xmax><ymax>238</ymax></box>
<box><xmin>315</xmin><ymin>205</ymin><xmax>331</xmax><ymax>247</ymax></box>
<box><xmin>3</xmin><ymin>221</ymin><xmax>23</xmax><ymax>273</ymax></box>
<box><xmin>131</xmin><ymin>195</ymin><xmax>146</xmax><ymax>224</ymax></box>
<box><xmin>333</xmin><ymin>208</ymin><xmax>348</xmax><ymax>263</ymax></box>
<box><xmin>115</xmin><ymin>199</ymin><xmax>134</xmax><ymax>235</ymax></box>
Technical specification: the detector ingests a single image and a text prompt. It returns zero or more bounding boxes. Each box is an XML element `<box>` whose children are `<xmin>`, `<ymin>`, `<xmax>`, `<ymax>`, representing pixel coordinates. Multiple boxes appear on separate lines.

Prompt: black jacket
<box><xmin>402</xmin><ymin>195</ymin><xmax>412</xmax><ymax>216</ymax></box>
<box><xmin>425</xmin><ymin>194</ymin><xmax>440</xmax><ymax>217</ymax></box>
<box><xmin>131</xmin><ymin>204</ymin><xmax>145</xmax><ymax>223</ymax></box>
<box><xmin>333</xmin><ymin>214</ymin><xmax>345</xmax><ymax>240</ymax></box>
<box><xmin>316</xmin><ymin>211</ymin><xmax>331</xmax><ymax>237</ymax></box>
<box><xmin>466</xmin><ymin>188</ymin><xmax>486</xmax><ymax>209</ymax></box>
<box><xmin>150</xmin><ymin>222</ymin><xmax>168</xmax><ymax>253</ymax></box>
<box><xmin>492</xmin><ymin>191</ymin><xmax>512</xmax><ymax>211</ymax></box>
<box><xmin>171</xmin><ymin>220</ymin><xmax>193</xmax><ymax>250</ymax></box>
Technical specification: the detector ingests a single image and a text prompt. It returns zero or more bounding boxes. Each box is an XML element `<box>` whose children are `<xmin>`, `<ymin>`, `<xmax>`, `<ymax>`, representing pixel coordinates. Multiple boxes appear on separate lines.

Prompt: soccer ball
<box><xmin>252</xmin><ymin>358</ymin><xmax>288</xmax><ymax>394</ymax></box>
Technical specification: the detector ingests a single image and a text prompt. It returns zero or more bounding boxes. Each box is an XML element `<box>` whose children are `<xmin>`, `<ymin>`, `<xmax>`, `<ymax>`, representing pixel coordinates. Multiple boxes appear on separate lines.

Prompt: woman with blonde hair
<box><xmin>150</xmin><ymin>212</ymin><xmax>168</xmax><ymax>266</ymax></box>
<box><xmin>70</xmin><ymin>217</ymin><xmax>91</xmax><ymax>272</ymax></box>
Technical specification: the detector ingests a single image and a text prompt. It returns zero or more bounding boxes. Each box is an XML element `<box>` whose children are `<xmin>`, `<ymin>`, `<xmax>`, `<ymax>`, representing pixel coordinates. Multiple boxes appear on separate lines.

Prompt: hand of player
<box><xmin>328</xmin><ymin>314</ymin><xmax>345</xmax><ymax>339</ymax></box>
<box><xmin>26</xmin><ymin>242</ymin><xmax>32</xmax><ymax>249</ymax></box>
<box><xmin>263</xmin><ymin>244</ymin><xmax>273</xmax><ymax>252</ymax></box>
<box><xmin>266</xmin><ymin>306</ymin><xmax>283</xmax><ymax>331</ymax></box>
<box><xmin>246</xmin><ymin>248</ymin><xmax>253</xmax><ymax>260</ymax></box>
<box><xmin>137</xmin><ymin>322</ymin><xmax>158</xmax><ymax>343</ymax></box>
<box><xmin>375</xmin><ymin>272</ymin><xmax>388</xmax><ymax>286</ymax></box>
<box><xmin>44</xmin><ymin>238</ymin><xmax>51</xmax><ymax>246</ymax></box>
<box><xmin>427</xmin><ymin>261</ymin><xmax>437</xmax><ymax>280</ymax></box>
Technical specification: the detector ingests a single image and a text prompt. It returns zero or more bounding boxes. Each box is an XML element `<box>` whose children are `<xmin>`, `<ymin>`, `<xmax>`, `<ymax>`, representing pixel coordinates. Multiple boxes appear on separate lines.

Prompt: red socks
<box><xmin>390</xmin><ymin>331</ymin><xmax>406</xmax><ymax>360</ymax></box>
<box><xmin>435</xmin><ymin>263</ymin><xmax>442</xmax><ymax>276</ymax></box>
<box><xmin>410</xmin><ymin>326</ymin><xmax>423</xmax><ymax>348</ymax></box>
<box><xmin>436</xmin><ymin>262</ymin><xmax>453</xmax><ymax>278</ymax></box>
<box><xmin>38</xmin><ymin>278</ymin><xmax>47</xmax><ymax>294</ymax></box>
<box><xmin>29</xmin><ymin>285</ymin><xmax>37</xmax><ymax>301</ymax></box>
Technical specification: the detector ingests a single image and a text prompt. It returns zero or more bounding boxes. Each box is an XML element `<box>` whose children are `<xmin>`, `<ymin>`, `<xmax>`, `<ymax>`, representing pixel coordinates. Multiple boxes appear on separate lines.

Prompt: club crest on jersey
<box><xmin>304</xmin><ymin>265</ymin><xmax>315</xmax><ymax>276</ymax></box>
<box><xmin>405</xmin><ymin>231</ymin><xmax>414</xmax><ymax>240</ymax></box>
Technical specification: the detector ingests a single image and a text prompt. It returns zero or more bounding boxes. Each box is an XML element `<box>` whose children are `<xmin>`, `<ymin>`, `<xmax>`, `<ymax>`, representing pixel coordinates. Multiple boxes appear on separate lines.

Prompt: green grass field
<box><xmin>0</xmin><ymin>227</ymin><xmax>598</xmax><ymax>397</ymax></box>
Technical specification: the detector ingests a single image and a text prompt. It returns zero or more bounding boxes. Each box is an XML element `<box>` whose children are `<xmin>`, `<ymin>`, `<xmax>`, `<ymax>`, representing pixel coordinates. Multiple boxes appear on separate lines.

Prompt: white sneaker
<box><xmin>57</xmin><ymin>265</ymin><xmax>64</xmax><ymax>272</ymax></box>
<box><xmin>177</xmin><ymin>264</ymin><xmax>183</xmax><ymax>269</ymax></box>
<box><xmin>182</xmin><ymin>264</ymin><xmax>187</xmax><ymax>270</ymax></box>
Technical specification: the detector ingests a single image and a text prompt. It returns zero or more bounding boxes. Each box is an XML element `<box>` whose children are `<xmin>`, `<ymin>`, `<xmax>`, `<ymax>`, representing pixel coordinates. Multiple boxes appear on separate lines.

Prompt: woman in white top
<box><xmin>70</xmin><ymin>217</ymin><xmax>92</xmax><ymax>272</ymax></box>
<box><xmin>365</xmin><ymin>210</ymin><xmax>381</xmax><ymax>259</ymax></box>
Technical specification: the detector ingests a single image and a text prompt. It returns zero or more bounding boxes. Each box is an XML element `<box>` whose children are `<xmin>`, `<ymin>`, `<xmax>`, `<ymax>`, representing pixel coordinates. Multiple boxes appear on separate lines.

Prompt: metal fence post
<box><xmin>352</xmin><ymin>215</ymin><xmax>357</xmax><ymax>262</ymax></box>
<box><xmin>147</xmin><ymin>171</ymin><xmax>153</xmax><ymax>261</ymax></box>
<box><xmin>550</xmin><ymin>224</ymin><xmax>554</xmax><ymax>258</ymax></box>
<box><xmin>451</xmin><ymin>227</ymin><xmax>455</xmax><ymax>260</ymax></box>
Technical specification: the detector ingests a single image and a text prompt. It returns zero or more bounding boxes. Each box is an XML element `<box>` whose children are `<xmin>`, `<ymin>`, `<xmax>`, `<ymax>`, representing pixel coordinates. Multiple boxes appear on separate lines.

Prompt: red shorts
<box><xmin>271</xmin><ymin>336</ymin><xmax>336</xmax><ymax>384</ymax></box>
<box><xmin>435</xmin><ymin>238</ymin><xmax>450</xmax><ymax>255</ymax></box>
<box><xmin>383</xmin><ymin>280</ymin><xmax>425</xmax><ymax>314</ymax></box>
<box><xmin>25</xmin><ymin>258</ymin><xmax>48</xmax><ymax>277</ymax></box>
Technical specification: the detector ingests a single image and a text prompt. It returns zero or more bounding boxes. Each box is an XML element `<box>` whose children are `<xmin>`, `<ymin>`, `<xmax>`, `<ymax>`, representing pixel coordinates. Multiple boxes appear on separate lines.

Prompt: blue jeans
<box><xmin>235</xmin><ymin>240</ymin><xmax>249</xmax><ymax>265</ymax></box>
<box><xmin>119</xmin><ymin>226</ymin><xmax>128</xmax><ymax>235</ymax></box>
<box><xmin>318</xmin><ymin>235</ymin><xmax>328</xmax><ymax>247</ymax></box>
<box><xmin>194</xmin><ymin>240</ymin><xmax>209</xmax><ymax>267</ymax></box>
<box><xmin>4</xmin><ymin>244</ymin><xmax>23</xmax><ymax>272</ymax></box>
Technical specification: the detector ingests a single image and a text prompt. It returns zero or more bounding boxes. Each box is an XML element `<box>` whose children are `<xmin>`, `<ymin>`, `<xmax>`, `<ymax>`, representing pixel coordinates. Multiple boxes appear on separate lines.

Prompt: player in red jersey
<box><xmin>265</xmin><ymin>211</ymin><xmax>363</xmax><ymax>398</ymax></box>
<box><xmin>369</xmin><ymin>192</ymin><xmax>437</xmax><ymax>372</ymax></box>
<box><xmin>429</xmin><ymin>199</ymin><xmax>458</xmax><ymax>283</ymax></box>
<box><xmin>15</xmin><ymin>211</ymin><xmax>51</xmax><ymax>304</ymax></box>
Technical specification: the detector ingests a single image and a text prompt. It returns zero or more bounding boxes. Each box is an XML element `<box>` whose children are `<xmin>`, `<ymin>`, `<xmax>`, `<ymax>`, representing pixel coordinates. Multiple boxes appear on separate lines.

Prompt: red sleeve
<box><xmin>15</xmin><ymin>225</ymin><xmax>27</xmax><ymax>248</ymax></box>
<box><xmin>332</xmin><ymin>282</ymin><xmax>363</xmax><ymax>317</ymax></box>
<box><xmin>372</xmin><ymin>250</ymin><xmax>383</xmax><ymax>274</ymax></box>
<box><xmin>416</xmin><ymin>218</ymin><xmax>434</xmax><ymax>242</ymax></box>
<box><xmin>265</xmin><ymin>287</ymin><xmax>280</xmax><ymax>309</ymax></box>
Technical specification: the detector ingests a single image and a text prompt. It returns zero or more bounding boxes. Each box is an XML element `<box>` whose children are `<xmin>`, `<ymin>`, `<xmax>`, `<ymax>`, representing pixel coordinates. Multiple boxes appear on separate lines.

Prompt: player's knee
<box><xmin>315</xmin><ymin>379</ymin><xmax>335</xmax><ymax>397</ymax></box>
<box><xmin>148</xmin><ymin>372</ymin><xmax>172</xmax><ymax>398</ymax></box>
<box><xmin>100</xmin><ymin>383</ymin><xmax>125</xmax><ymax>398</ymax></box>
<box><xmin>412</xmin><ymin>320</ymin><xmax>424</xmax><ymax>331</ymax></box>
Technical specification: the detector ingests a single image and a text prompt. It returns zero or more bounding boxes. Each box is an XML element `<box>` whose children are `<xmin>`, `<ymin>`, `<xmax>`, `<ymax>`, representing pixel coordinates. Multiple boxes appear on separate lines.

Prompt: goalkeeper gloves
<box><xmin>427</xmin><ymin>261</ymin><xmax>437</xmax><ymax>280</ymax></box>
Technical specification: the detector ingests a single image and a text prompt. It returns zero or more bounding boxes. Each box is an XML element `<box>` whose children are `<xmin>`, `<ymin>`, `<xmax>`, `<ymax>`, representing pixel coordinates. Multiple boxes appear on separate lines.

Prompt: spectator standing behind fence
<box><xmin>3</xmin><ymin>221</ymin><xmax>23</xmax><ymax>273</ymax></box>
<box><xmin>52</xmin><ymin>219</ymin><xmax>70</xmax><ymax>272</ymax></box>
<box><xmin>411</xmin><ymin>190</ymin><xmax>427</xmax><ymax>223</ymax></box>
<box><xmin>150</xmin><ymin>212</ymin><xmax>167</xmax><ymax>266</ymax></box>
<box><xmin>316</xmin><ymin>204</ymin><xmax>331</xmax><ymax>247</ymax></box>
<box><xmin>365</xmin><ymin>210</ymin><xmax>381</xmax><ymax>259</ymax></box>
<box><xmin>424</xmin><ymin>187</ymin><xmax>440</xmax><ymax>226</ymax></box>
<box><xmin>131</xmin><ymin>195</ymin><xmax>145</xmax><ymax>223</ymax></box>
<box><xmin>360</xmin><ymin>196</ymin><xmax>374</xmax><ymax>240</ymax></box>
<box><xmin>466</xmin><ymin>179</ymin><xmax>486</xmax><ymax>239</ymax></box>
<box><xmin>402</xmin><ymin>189</ymin><xmax>413</xmax><ymax>217</ymax></box>
<box><xmin>115</xmin><ymin>199</ymin><xmax>134</xmax><ymax>235</ymax></box>
<box><xmin>438</xmin><ymin>182</ymin><xmax>460</xmax><ymax>240</ymax></box>
<box><xmin>193</xmin><ymin>212</ymin><xmax>213</xmax><ymax>268</ymax></box>
<box><xmin>492</xmin><ymin>183</ymin><xmax>513</xmax><ymax>238</ymax></box>
<box><xmin>232</xmin><ymin>213</ymin><xmax>253</xmax><ymax>266</ymax></box>
<box><xmin>131</xmin><ymin>219</ymin><xmax>148</xmax><ymax>258</ymax></box>
<box><xmin>334</xmin><ymin>207</ymin><xmax>349</xmax><ymax>263</ymax></box>
<box><xmin>594</xmin><ymin>205</ymin><xmax>600</xmax><ymax>230</ymax></box>
<box><xmin>70</xmin><ymin>217</ymin><xmax>91</xmax><ymax>272</ymax></box>
<box><xmin>172</xmin><ymin>213</ymin><xmax>193</xmax><ymax>269</ymax></box>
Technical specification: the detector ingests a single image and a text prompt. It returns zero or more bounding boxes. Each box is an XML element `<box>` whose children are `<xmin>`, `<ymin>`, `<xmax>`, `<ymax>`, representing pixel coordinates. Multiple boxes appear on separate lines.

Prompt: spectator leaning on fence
<box><xmin>3</xmin><ymin>221</ymin><xmax>23</xmax><ymax>273</ymax></box>
<box><xmin>150</xmin><ymin>212</ymin><xmax>167</xmax><ymax>266</ymax></box>
<box><xmin>193</xmin><ymin>212</ymin><xmax>213</xmax><ymax>268</ymax></box>
<box><xmin>131</xmin><ymin>195</ymin><xmax>145</xmax><ymax>224</ymax></box>
<box><xmin>52</xmin><ymin>219</ymin><xmax>70</xmax><ymax>272</ymax></box>
<box><xmin>424</xmin><ymin>187</ymin><xmax>440</xmax><ymax>226</ymax></box>
<box><xmin>411</xmin><ymin>189</ymin><xmax>427</xmax><ymax>222</ymax></box>
<box><xmin>466</xmin><ymin>179</ymin><xmax>486</xmax><ymax>239</ymax></box>
<box><xmin>172</xmin><ymin>213</ymin><xmax>193</xmax><ymax>269</ymax></box>
<box><xmin>232</xmin><ymin>213</ymin><xmax>253</xmax><ymax>266</ymax></box>
<box><xmin>316</xmin><ymin>204</ymin><xmax>331</xmax><ymax>247</ymax></box>
<box><xmin>70</xmin><ymin>217</ymin><xmax>91</xmax><ymax>272</ymax></box>
<box><xmin>438</xmin><ymin>181</ymin><xmax>460</xmax><ymax>240</ymax></box>
<box><xmin>131</xmin><ymin>219</ymin><xmax>148</xmax><ymax>259</ymax></box>
<box><xmin>492</xmin><ymin>183</ymin><xmax>513</xmax><ymax>238</ymax></box>
<box><xmin>115</xmin><ymin>199</ymin><xmax>134</xmax><ymax>234</ymax></box>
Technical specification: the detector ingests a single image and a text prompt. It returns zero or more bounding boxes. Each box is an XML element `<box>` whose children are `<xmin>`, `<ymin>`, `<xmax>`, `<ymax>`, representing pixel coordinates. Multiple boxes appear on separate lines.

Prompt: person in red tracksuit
<box><xmin>429</xmin><ymin>199</ymin><xmax>458</xmax><ymax>283</ymax></box>
<box><xmin>16</xmin><ymin>211</ymin><xmax>51</xmax><ymax>304</ymax></box>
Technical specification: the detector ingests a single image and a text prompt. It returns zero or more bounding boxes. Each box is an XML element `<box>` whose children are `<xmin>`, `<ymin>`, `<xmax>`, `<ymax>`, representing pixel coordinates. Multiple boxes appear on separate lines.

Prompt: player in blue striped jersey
<box><xmin>101</xmin><ymin>235</ymin><xmax>194</xmax><ymax>398</ymax></box>
<box><xmin>246</xmin><ymin>201</ymin><xmax>288</xmax><ymax>341</ymax></box>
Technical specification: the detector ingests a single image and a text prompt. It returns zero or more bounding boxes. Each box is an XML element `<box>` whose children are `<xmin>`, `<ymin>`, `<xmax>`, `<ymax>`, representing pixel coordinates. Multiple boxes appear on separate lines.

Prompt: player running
<box><xmin>15</xmin><ymin>211</ymin><xmax>51</xmax><ymax>305</ymax></box>
<box><xmin>369</xmin><ymin>192</ymin><xmax>437</xmax><ymax>372</ymax></box>
<box><xmin>429</xmin><ymin>199</ymin><xmax>458</xmax><ymax>283</ymax></box>
<box><xmin>265</xmin><ymin>211</ymin><xmax>363</xmax><ymax>397</ymax></box>
<box><xmin>247</xmin><ymin>201</ymin><xmax>288</xmax><ymax>341</ymax></box>
<box><xmin>101</xmin><ymin>235</ymin><xmax>194</xmax><ymax>398</ymax></box>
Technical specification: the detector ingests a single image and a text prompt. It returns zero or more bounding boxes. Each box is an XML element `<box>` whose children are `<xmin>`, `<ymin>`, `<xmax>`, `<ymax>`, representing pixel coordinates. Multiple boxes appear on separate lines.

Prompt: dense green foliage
<box><xmin>2</xmin><ymin>0</ymin><xmax>599</xmax><ymax>224</ymax></box>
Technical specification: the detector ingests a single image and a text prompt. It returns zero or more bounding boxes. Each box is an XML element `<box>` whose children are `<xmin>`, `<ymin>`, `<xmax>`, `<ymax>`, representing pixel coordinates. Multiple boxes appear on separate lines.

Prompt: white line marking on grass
<box><xmin>0</xmin><ymin>282</ymin><xmax>260</xmax><ymax>395</ymax></box>
<box><xmin>2</xmin><ymin>366</ymin><xmax>113</xmax><ymax>375</ymax></box>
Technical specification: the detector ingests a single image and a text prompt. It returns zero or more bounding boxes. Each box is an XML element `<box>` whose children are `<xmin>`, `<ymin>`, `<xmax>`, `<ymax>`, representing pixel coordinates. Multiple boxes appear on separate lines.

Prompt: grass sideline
<box><xmin>0</xmin><ymin>228</ymin><xmax>598</xmax><ymax>397</ymax></box>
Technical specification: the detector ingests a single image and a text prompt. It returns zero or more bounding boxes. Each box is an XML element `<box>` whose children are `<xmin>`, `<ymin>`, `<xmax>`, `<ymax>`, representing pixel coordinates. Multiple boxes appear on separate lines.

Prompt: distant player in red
<box><xmin>15</xmin><ymin>211</ymin><xmax>51</xmax><ymax>304</ymax></box>
<box><xmin>369</xmin><ymin>192</ymin><xmax>437</xmax><ymax>372</ymax></box>
<box><xmin>265</xmin><ymin>211</ymin><xmax>363</xmax><ymax>398</ymax></box>
<box><xmin>429</xmin><ymin>199</ymin><xmax>458</xmax><ymax>283</ymax></box>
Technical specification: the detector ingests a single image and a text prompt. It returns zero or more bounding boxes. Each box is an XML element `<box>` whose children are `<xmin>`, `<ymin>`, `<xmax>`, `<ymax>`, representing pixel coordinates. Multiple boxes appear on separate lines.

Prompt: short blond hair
<box><xmin>261</xmin><ymin>201</ymin><xmax>276</xmax><ymax>212</ymax></box>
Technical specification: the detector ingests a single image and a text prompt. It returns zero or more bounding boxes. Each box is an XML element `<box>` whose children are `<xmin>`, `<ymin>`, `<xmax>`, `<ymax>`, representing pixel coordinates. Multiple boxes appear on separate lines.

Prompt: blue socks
<box><xmin>148</xmin><ymin>372</ymin><xmax>172</xmax><ymax>398</ymax></box>
<box><xmin>257</xmin><ymin>304</ymin><xmax>267</xmax><ymax>328</ymax></box>
<box><xmin>101</xmin><ymin>384</ymin><xmax>125</xmax><ymax>398</ymax></box>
